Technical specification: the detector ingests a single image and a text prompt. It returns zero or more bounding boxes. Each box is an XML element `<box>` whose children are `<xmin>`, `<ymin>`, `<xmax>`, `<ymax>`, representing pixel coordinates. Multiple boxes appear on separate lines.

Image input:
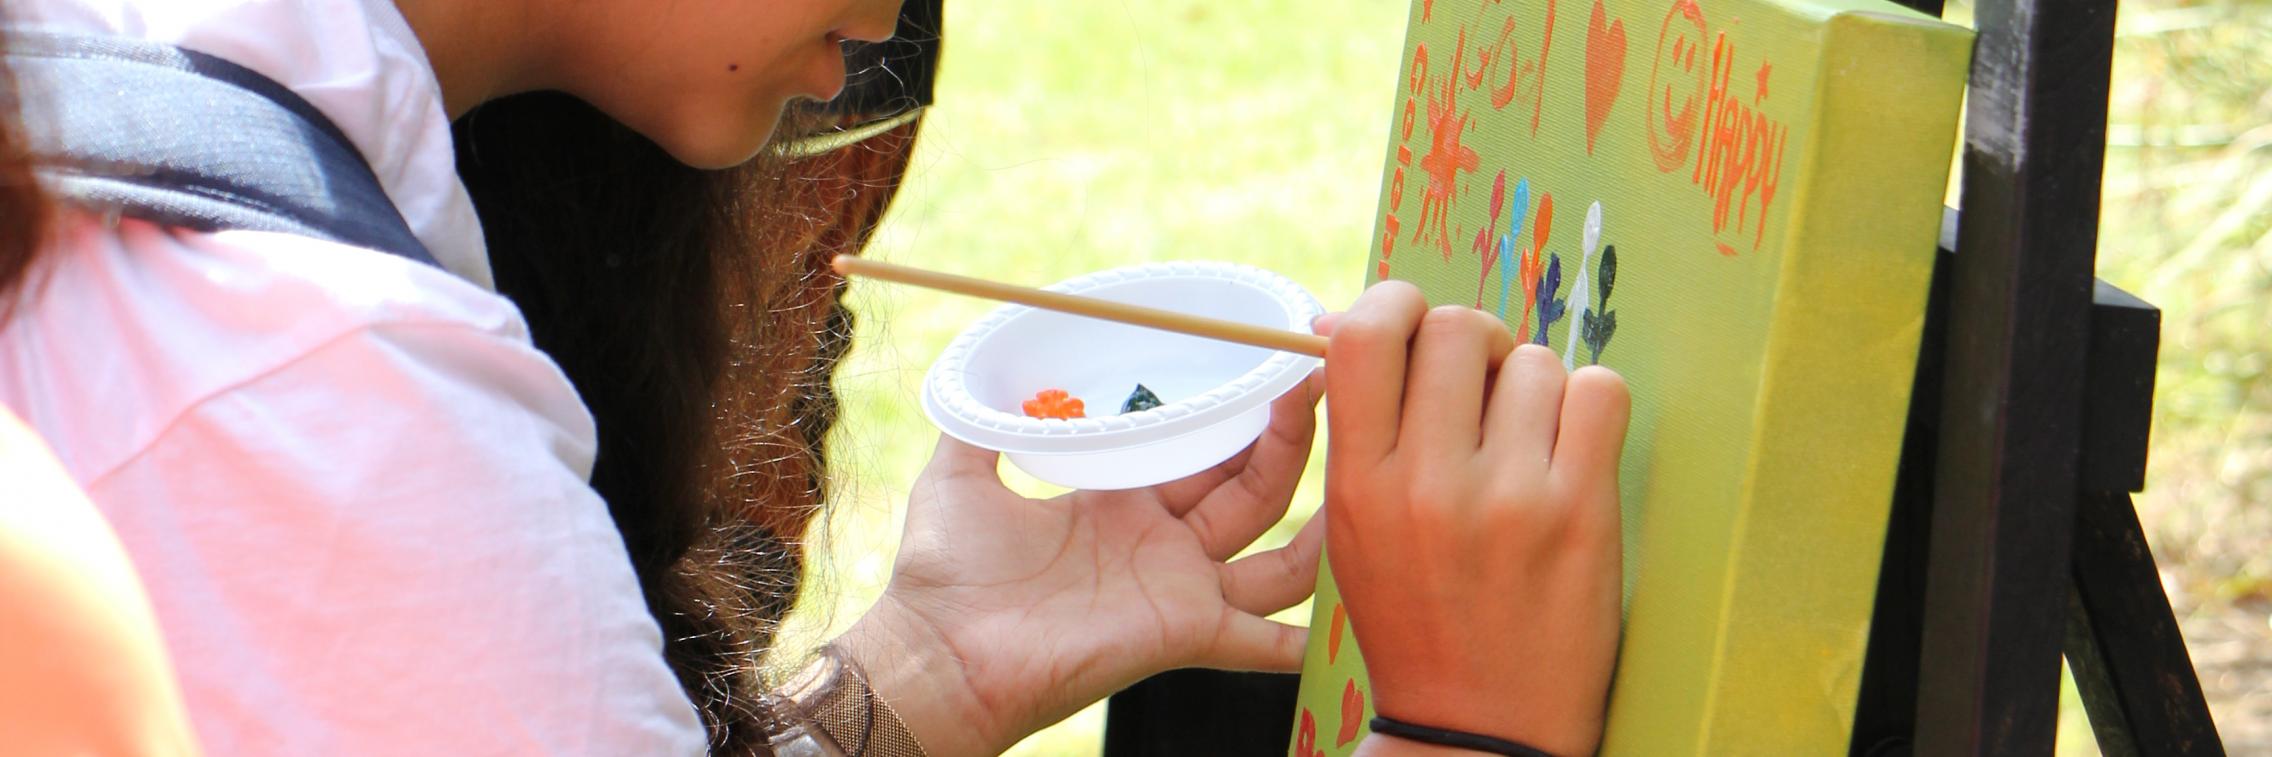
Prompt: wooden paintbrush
<box><xmin>831</xmin><ymin>255</ymin><xmax>1330</xmax><ymax>358</ymax></box>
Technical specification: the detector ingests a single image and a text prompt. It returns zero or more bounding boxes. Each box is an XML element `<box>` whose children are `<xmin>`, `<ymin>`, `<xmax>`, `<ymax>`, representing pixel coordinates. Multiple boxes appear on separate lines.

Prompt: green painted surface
<box><xmin>1291</xmin><ymin>1</ymin><xmax>1971</xmax><ymax>754</ymax></box>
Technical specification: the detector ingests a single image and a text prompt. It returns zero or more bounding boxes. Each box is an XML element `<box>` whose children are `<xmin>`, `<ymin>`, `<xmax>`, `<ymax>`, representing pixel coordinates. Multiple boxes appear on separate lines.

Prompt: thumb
<box><xmin>921</xmin><ymin>434</ymin><xmax>1005</xmax><ymax>484</ymax></box>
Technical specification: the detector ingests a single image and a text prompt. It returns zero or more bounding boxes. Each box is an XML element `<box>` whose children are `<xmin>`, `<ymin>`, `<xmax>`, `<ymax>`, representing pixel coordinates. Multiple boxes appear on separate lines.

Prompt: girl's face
<box><xmin>562</xmin><ymin>0</ymin><xmax>905</xmax><ymax>169</ymax></box>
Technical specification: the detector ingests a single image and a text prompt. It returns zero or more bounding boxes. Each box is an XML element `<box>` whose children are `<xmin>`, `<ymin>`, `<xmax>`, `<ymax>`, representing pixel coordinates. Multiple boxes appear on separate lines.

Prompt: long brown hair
<box><xmin>0</xmin><ymin>31</ymin><xmax>47</xmax><ymax>308</ymax></box>
<box><xmin>452</xmin><ymin>95</ymin><xmax>924</xmax><ymax>754</ymax></box>
<box><xmin>1</xmin><ymin>6</ymin><xmax>933</xmax><ymax>750</ymax></box>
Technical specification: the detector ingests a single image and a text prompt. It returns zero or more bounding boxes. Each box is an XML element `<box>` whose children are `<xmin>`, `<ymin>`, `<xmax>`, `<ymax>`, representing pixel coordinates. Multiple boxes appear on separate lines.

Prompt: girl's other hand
<box><xmin>835</xmin><ymin>373</ymin><xmax>1329</xmax><ymax>756</ymax></box>
<box><xmin>1323</xmin><ymin>281</ymin><xmax>1630</xmax><ymax>757</ymax></box>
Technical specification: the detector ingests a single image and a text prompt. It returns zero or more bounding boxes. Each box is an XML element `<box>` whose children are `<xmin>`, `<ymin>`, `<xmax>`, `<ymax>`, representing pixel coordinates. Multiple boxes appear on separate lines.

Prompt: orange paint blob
<box><xmin>1021</xmin><ymin>389</ymin><xmax>1086</xmax><ymax>420</ymax></box>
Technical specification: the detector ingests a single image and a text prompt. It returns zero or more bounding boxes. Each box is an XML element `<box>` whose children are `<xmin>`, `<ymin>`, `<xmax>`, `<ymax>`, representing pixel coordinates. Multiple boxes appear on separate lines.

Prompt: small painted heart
<box><xmin>1584</xmin><ymin>0</ymin><xmax>1629</xmax><ymax>154</ymax></box>
<box><xmin>1337</xmin><ymin>679</ymin><xmax>1367</xmax><ymax>746</ymax></box>
<box><xmin>1296</xmin><ymin>708</ymin><xmax>1321</xmax><ymax>757</ymax></box>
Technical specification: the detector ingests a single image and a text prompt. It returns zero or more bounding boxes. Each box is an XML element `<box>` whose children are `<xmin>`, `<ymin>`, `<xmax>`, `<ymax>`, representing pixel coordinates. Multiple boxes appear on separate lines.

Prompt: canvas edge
<box><xmin>1674</xmin><ymin>11</ymin><xmax>1972</xmax><ymax>756</ymax></box>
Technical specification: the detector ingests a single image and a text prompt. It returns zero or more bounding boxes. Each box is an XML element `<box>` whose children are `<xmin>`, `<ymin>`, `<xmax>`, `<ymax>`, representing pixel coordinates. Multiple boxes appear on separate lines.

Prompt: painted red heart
<box><xmin>1295</xmin><ymin>708</ymin><xmax>1321</xmax><ymax>757</ymax></box>
<box><xmin>1328</xmin><ymin>603</ymin><xmax>1347</xmax><ymax>663</ymax></box>
<box><xmin>1584</xmin><ymin>0</ymin><xmax>1629</xmax><ymax>154</ymax></box>
<box><xmin>1337</xmin><ymin>679</ymin><xmax>1366</xmax><ymax>746</ymax></box>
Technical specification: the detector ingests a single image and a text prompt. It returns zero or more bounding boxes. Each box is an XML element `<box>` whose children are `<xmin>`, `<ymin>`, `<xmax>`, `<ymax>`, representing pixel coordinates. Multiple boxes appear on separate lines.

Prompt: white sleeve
<box><xmin>84</xmin><ymin>320</ymin><xmax>708</xmax><ymax>756</ymax></box>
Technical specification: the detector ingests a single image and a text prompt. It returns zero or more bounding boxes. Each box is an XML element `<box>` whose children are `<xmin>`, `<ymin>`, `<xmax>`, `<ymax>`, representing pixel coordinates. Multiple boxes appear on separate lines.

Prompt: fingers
<box><xmin>1399</xmin><ymin>306</ymin><xmax>1517</xmax><ymax>457</ymax></box>
<box><xmin>1326</xmin><ymin>282</ymin><xmax>1429</xmax><ymax>464</ymax></box>
<box><xmin>1548</xmin><ymin>366</ymin><xmax>1632</xmax><ymax>507</ymax></box>
<box><xmin>1482</xmin><ymin>344</ymin><xmax>1569</xmax><ymax>468</ymax></box>
<box><xmin>1217</xmin><ymin>515</ymin><xmax>1325</xmax><ymax>616</ymax></box>
<box><xmin>1152</xmin><ymin>446</ymin><xmax>1251</xmax><ymax>516</ymax></box>
<box><xmin>1196</xmin><ymin>611</ymin><xmax>1310</xmax><ymax>673</ymax></box>
<box><xmin>1183</xmin><ymin>372</ymin><xmax>1323</xmax><ymax>559</ymax></box>
<box><xmin>920</xmin><ymin>434</ymin><xmax>1007</xmax><ymax>487</ymax></box>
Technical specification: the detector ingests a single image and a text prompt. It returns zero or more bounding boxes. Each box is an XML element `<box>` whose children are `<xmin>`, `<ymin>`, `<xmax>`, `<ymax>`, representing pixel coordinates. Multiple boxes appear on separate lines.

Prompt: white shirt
<box><xmin>0</xmin><ymin>1</ymin><xmax>709</xmax><ymax>753</ymax></box>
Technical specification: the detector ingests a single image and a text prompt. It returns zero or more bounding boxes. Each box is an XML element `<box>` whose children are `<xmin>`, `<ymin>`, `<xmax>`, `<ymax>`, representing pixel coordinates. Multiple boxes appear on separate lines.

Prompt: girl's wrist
<box><xmin>1354</xmin><ymin>731</ymin><xmax>1535</xmax><ymax>754</ymax></box>
<box><xmin>1354</xmin><ymin>733</ymin><xmax>1504</xmax><ymax>756</ymax></box>
<box><xmin>1367</xmin><ymin>687</ymin><xmax>1599</xmax><ymax>757</ymax></box>
<box><xmin>832</xmin><ymin>593</ymin><xmax>1005</xmax><ymax>757</ymax></box>
<box><xmin>765</xmin><ymin>646</ymin><xmax>926</xmax><ymax>755</ymax></box>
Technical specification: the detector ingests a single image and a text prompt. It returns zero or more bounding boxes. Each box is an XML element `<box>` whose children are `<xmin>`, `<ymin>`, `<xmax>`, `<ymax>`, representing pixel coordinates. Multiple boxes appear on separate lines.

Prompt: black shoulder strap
<box><xmin>5</xmin><ymin>32</ymin><xmax>437</xmax><ymax>266</ymax></box>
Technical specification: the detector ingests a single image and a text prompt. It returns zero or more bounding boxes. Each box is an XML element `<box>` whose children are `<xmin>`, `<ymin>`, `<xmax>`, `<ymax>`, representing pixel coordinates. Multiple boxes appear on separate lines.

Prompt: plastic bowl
<box><xmin>921</xmin><ymin>261</ymin><xmax>1325</xmax><ymax>490</ymax></box>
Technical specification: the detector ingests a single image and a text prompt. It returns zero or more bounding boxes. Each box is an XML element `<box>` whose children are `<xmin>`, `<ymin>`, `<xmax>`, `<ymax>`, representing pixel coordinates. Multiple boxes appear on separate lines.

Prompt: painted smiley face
<box><xmin>1646</xmin><ymin>0</ymin><xmax>1710</xmax><ymax>172</ymax></box>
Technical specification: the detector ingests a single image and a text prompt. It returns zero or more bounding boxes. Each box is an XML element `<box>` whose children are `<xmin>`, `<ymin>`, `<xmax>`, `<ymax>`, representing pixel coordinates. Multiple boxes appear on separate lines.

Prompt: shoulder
<box><xmin>0</xmin><ymin>213</ymin><xmax>708</xmax><ymax>753</ymax></box>
<box><xmin>4</xmin><ymin>212</ymin><xmax>546</xmax><ymax>481</ymax></box>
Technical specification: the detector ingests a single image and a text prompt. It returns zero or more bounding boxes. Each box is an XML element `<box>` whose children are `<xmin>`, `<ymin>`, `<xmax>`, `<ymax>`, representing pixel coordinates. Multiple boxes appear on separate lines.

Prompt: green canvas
<box><xmin>1288</xmin><ymin>1</ymin><xmax>1971</xmax><ymax>754</ymax></box>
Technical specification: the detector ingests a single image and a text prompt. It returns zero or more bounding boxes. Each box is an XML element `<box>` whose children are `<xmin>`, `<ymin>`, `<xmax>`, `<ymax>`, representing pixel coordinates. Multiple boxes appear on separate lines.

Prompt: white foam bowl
<box><xmin>922</xmin><ymin>262</ymin><xmax>1325</xmax><ymax>491</ymax></box>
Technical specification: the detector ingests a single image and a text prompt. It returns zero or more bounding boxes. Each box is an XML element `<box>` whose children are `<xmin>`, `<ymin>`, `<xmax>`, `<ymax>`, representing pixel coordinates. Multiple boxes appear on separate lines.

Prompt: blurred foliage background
<box><xmin>782</xmin><ymin>0</ymin><xmax>2272</xmax><ymax>753</ymax></box>
<box><xmin>2090</xmin><ymin>0</ymin><xmax>2272</xmax><ymax>752</ymax></box>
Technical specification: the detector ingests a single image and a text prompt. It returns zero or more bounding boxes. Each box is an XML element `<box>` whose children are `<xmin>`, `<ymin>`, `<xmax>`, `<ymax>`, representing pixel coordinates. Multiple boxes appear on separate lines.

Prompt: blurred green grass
<box><xmin>784</xmin><ymin>0</ymin><xmax>2272</xmax><ymax>754</ymax></box>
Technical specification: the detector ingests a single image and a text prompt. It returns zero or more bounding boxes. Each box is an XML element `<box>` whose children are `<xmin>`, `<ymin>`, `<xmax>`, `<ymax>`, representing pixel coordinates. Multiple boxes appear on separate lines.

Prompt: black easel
<box><xmin>1103</xmin><ymin>1</ymin><xmax>2228</xmax><ymax>754</ymax></box>
<box><xmin>1852</xmin><ymin>0</ymin><xmax>2223</xmax><ymax>753</ymax></box>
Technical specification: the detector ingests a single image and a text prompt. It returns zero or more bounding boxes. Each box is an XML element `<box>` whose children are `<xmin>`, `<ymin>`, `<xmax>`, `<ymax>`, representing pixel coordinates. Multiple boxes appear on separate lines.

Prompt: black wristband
<box><xmin>1368</xmin><ymin>715</ymin><xmax>1561</xmax><ymax>757</ymax></box>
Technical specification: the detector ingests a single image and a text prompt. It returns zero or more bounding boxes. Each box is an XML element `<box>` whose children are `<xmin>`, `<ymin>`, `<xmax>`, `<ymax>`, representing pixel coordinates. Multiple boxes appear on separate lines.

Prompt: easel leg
<box><xmin>2065</xmin><ymin>489</ymin><xmax>2226</xmax><ymax>756</ymax></box>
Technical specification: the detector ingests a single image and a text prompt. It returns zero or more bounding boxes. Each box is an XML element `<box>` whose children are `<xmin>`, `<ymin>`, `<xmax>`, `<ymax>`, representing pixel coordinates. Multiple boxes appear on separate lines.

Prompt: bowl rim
<box><xmin>921</xmin><ymin>261</ymin><xmax>1324</xmax><ymax>455</ymax></box>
